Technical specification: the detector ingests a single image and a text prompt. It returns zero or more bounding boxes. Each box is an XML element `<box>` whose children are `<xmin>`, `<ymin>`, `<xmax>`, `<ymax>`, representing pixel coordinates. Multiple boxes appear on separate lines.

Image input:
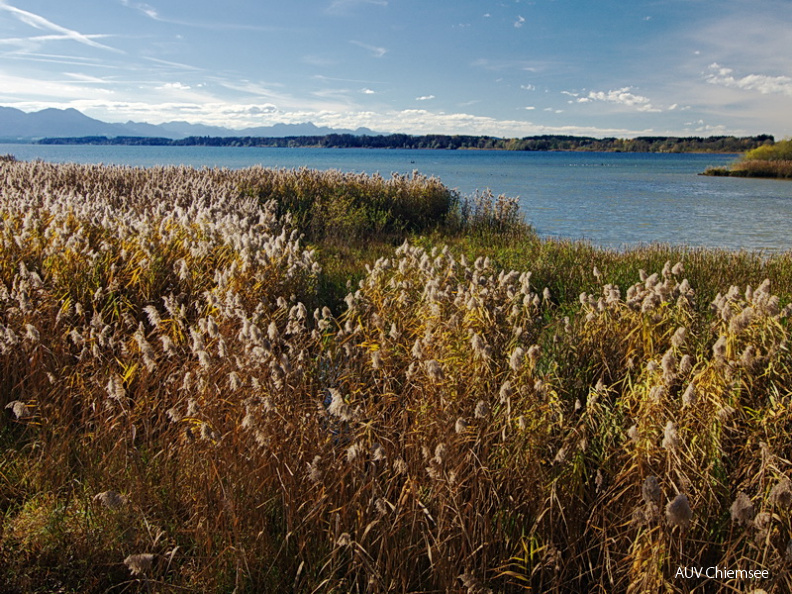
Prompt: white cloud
<box><xmin>705</xmin><ymin>63</ymin><xmax>792</xmax><ymax>97</ymax></box>
<box><xmin>3</xmin><ymin>97</ymin><xmax>655</xmax><ymax>137</ymax></box>
<box><xmin>119</xmin><ymin>0</ymin><xmax>278</xmax><ymax>31</ymax></box>
<box><xmin>577</xmin><ymin>87</ymin><xmax>660</xmax><ymax>112</ymax></box>
<box><xmin>521</xmin><ymin>84</ymin><xmax>535</xmax><ymax>91</ymax></box>
<box><xmin>120</xmin><ymin>0</ymin><xmax>159</xmax><ymax>20</ymax></box>
<box><xmin>514</xmin><ymin>15</ymin><xmax>525</xmax><ymax>28</ymax></box>
<box><xmin>350</xmin><ymin>40</ymin><xmax>387</xmax><ymax>58</ymax></box>
<box><xmin>0</xmin><ymin>2</ymin><xmax>122</xmax><ymax>53</ymax></box>
<box><xmin>63</xmin><ymin>72</ymin><xmax>108</xmax><ymax>84</ymax></box>
<box><xmin>361</xmin><ymin>88</ymin><xmax>375</xmax><ymax>94</ymax></box>
<box><xmin>415</xmin><ymin>95</ymin><xmax>435</xmax><ymax>101</ymax></box>
<box><xmin>157</xmin><ymin>82</ymin><xmax>191</xmax><ymax>90</ymax></box>
<box><xmin>0</xmin><ymin>71</ymin><xmax>114</xmax><ymax>101</ymax></box>
<box><xmin>0</xmin><ymin>33</ymin><xmax>114</xmax><ymax>51</ymax></box>
<box><xmin>524</xmin><ymin>106</ymin><xmax>535</xmax><ymax>110</ymax></box>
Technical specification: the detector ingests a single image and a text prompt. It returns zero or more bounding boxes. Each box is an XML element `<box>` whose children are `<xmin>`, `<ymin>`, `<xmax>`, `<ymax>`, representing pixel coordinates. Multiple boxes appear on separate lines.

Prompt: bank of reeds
<box><xmin>703</xmin><ymin>139</ymin><xmax>792</xmax><ymax>179</ymax></box>
<box><xmin>2</xmin><ymin>160</ymin><xmax>792</xmax><ymax>593</ymax></box>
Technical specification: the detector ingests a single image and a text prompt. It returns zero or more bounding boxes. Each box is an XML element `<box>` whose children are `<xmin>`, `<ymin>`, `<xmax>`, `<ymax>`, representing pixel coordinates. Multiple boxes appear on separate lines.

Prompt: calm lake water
<box><xmin>2</xmin><ymin>143</ymin><xmax>791</xmax><ymax>251</ymax></box>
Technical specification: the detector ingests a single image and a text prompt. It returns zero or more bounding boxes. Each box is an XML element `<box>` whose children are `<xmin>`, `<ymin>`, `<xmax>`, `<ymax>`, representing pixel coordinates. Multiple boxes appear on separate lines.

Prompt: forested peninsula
<box><xmin>38</xmin><ymin>133</ymin><xmax>774</xmax><ymax>153</ymax></box>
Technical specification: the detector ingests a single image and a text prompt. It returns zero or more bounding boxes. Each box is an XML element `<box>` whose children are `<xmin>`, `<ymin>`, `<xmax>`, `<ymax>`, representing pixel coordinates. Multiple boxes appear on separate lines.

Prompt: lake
<box><xmin>2</xmin><ymin>143</ymin><xmax>791</xmax><ymax>251</ymax></box>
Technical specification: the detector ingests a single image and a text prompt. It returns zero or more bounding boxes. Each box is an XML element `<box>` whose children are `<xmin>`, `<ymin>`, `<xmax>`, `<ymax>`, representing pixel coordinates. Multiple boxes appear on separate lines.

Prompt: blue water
<box><xmin>2</xmin><ymin>143</ymin><xmax>790</xmax><ymax>251</ymax></box>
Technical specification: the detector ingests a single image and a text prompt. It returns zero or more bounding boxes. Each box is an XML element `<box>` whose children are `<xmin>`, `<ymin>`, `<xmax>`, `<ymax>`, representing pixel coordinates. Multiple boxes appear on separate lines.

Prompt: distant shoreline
<box><xmin>32</xmin><ymin>133</ymin><xmax>773</xmax><ymax>154</ymax></box>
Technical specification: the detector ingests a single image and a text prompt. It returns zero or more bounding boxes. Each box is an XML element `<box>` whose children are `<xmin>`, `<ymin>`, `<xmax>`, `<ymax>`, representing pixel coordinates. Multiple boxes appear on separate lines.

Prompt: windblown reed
<box><xmin>2</xmin><ymin>160</ymin><xmax>792</xmax><ymax>593</ymax></box>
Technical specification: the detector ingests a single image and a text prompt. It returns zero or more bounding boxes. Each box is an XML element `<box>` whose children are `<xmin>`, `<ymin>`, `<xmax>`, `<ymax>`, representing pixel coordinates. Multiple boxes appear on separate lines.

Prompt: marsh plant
<box><xmin>2</xmin><ymin>160</ymin><xmax>792</xmax><ymax>593</ymax></box>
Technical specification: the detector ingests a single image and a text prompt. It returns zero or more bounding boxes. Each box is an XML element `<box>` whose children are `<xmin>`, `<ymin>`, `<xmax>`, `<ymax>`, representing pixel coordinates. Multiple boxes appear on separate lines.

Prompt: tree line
<box><xmin>39</xmin><ymin>133</ymin><xmax>775</xmax><ymax>153</ymax></box>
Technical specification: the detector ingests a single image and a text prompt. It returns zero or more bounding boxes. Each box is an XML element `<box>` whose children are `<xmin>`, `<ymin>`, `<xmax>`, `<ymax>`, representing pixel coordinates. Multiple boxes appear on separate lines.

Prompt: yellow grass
<box><xmin>2</xmin><ymin>160</ymin><xmax>792</xmax><ymax>593</ymax></box>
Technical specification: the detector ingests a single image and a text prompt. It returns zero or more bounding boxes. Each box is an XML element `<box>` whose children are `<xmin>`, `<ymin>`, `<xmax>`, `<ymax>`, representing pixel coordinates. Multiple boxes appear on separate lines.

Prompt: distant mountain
<box><xmin>0</xmin><ymin>106</ymin><xmax>380</xmax><ymax>140</ymax></box>
<box><xmin>0</xmin><ymin>106</ymin><xmax>127</xmax><ymax>139</ymax></box>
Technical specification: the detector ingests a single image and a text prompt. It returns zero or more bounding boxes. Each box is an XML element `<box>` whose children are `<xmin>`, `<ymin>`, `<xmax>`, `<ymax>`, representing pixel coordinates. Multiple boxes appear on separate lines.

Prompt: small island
<box><xmin>703</xmin><ymin>138</ymin><xmax>792</xmax><ymax>179</ymax></box>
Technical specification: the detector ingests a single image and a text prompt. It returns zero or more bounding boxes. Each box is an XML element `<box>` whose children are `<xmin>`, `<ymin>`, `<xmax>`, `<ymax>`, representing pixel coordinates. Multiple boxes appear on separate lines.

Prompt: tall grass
<box><xmin>703</xmin><ymin>139</ymin><xmax>792</xmax><ymax>179</ymax></box>
<box><xmin>729</xmin><ymin>159</ymin><xmax>792</xmax><ymax>179</ymax></box>
<box><xmin>2</xmin><ymin>160</ymin><xmax>792</xmax><ymax>593</ymax></box>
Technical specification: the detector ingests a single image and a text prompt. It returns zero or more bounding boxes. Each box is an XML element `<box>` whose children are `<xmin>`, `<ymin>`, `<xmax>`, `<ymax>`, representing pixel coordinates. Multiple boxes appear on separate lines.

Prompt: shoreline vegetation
<box><xmin>35</xmin><ymin>132</ymin><xmax>774</xmax><ymax>153</ymax></box>
<box><xmin>3</xmin><ymin>159</ymin><xmax>792</xmax><ymax>593</ymax></box>
<box><xmin>702</xmin><ymin>138</ymin><xmax>792</xmax><ymax>179</ymax></box>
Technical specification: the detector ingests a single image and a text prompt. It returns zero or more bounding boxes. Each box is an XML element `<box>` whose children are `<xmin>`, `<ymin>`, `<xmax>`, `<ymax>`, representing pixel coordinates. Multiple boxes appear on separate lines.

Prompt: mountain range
<box><xmin>0</xmin><ymin>106</ymin><xmax>378</xmax><ymax>140</ymax></box>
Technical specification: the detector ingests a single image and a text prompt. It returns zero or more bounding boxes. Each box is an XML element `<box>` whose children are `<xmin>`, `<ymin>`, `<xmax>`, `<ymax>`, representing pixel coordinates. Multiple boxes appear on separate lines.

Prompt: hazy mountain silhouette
<box><xmin>0</xmin><ymin>106</ymin><xmax>379</xmax><ymax>140</ymax></box>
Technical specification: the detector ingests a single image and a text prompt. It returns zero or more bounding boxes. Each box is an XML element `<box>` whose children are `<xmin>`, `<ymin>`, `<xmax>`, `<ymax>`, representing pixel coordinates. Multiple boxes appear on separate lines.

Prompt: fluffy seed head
<box><xmin>729</xmin><ymin>307</ymin><xmax>755</xmax><ymax>334</ymax></box>
<box><xmin>730</xmin><ymin>492</ymin><xmax>755</xmax><ymax>526</ymax></box>
<box><xmin>124</xmin><ymin>553</ymin><xmax>155</xmax><ymax>576</ymax></box>
<box><xmin>459</xmin><ymin>571</ymin><xmax>493</xmax><ymax>594</ymax></box>
<box><xmin>424</xmin><ymin>359</ymin><xmax>444</xmax><ymax>381</ymax></box>
<box><xmin>455</xmin><ymin>417</ymin><xmax>468</xmax><ymax>433</ymax></box>
<box><xmin>327</xmin><ymin>388</ymin><xmax>352</xmax><ymax>421</ymax></box>
<box><xmin>470</xmin><ymin>333</ymin><xmax>488</xmax><ymax>360</ymax></box>
<box><xmin>5</xmin><ymin>400</ymin><xmax>31</xmax><ymax>419</ymax></box>
<box><xmin>678</xmin><ymin>354</ymin><xmax>693</xmax><ymax>376</ymax></box>
<box><xmin>94</xmin><ymin>490</ymin><xmax>127</xmax><ymax>510</ymax></box>
<box><xmin>713</xmin><ymin>335</ymin><xmax>727</xmax><ymax>360</ymax></box>
<box><xmin>642</xmin><ymin>476</ymin><xmax>662</xmax><ymax>505</ymax></box>
<box><xmin>662</xmin><ymin>421</ymin><xmax>679</xmax><ymax>450</ymax></box>
<box><xmin>371</xmin><ymin>442</ymin><xmax>386</xmax><ymax>462</ymax></box>
<box><xmin>671</xmin><ymin>326</ymin><xmax>686</xmax><ymax>348</ymax></box>
<box><xmin>741</xmin><ymin>345</ymin><xmax>756</xmax><ymax>369</ymax></box>
<box><xmin>682</xmin><ymin>383</ymin><xmax>696</xmax><ymax>407</ymax></box>
<box><xmin>661</xmin><ymin>349</ymin><xmax>677</xmax><ymax>382</ymax></box>
<box><xmin>770</xmin><ymin>478</ymin><xmax>792</xmax><ymax>508</ymax></box>
<box><xmin>509</xmin><ymin>347</ymin><xmax>525</xmax><ymax>372</ymax></box>
<box><xmin>307</xmin><ymin>455</ymin><xmax>322</xmax><ymax>484</ymax></box>
<box><xmin>433</xmin><ymin>443</ymin><xmax>447</xmax><ymax>465</ymax></box>
<box><xmin>665</xmin><ymin>493</ymin><xmax>693</xmax><ymax>529</ymax></box>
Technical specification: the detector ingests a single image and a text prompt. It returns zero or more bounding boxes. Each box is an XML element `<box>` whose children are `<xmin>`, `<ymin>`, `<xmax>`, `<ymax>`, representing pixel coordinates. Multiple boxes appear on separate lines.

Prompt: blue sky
<box><xmin>1</xmin><ymin>0</ymin><xmax>791</xmax><ymax>137</ymax></box>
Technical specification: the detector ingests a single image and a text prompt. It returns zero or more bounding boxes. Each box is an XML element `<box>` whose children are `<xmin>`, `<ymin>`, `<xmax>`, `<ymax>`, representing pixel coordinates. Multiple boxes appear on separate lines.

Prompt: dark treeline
<box><xmin>38</xmin><ymin>133</ymin><xmax>775</xmax><ymax>153</ymax></box>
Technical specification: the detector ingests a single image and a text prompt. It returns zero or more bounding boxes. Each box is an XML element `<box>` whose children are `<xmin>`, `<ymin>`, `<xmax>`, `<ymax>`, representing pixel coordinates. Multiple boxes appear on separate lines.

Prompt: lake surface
<box><xmin>2</xmin><ymin>143</ymin><xmax>791</xmax><ymax>251</ymax></box>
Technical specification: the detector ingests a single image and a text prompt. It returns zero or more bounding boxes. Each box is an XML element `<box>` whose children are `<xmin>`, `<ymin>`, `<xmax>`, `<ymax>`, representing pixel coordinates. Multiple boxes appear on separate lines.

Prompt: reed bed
<box><xmin>2</xmin><ymin>160</ymin><xmax>792</xmax><ymax>593</ymax></box>
<box><xmin>702</xmin><ymin>139</ymin><xmax>792</xmax><ymax>179</ymax></box>
<box><xmin>729</xmin><ymin>159</ymin><xmax>792</xmax><ymax>179</ymax></box>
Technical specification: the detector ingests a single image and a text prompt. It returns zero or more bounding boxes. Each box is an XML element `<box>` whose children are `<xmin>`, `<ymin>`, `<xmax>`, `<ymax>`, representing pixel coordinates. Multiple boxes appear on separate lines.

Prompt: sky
<box><xmin>0</xmin><ymin>0</ymin><xmax>791</xmax><ymax>138</ymax></box>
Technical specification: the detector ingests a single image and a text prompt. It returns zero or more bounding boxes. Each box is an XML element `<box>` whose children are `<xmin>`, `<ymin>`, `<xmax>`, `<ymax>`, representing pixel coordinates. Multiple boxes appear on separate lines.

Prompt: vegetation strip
<box><xmin>703</xmin><ymin>138</ymin><xmax>792</xmax><ymax>179</ymax></box>
<box><xmin>37</xmin><ymin>133</ymin><xmax>774</xmax><ymax>153</ymax></box>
